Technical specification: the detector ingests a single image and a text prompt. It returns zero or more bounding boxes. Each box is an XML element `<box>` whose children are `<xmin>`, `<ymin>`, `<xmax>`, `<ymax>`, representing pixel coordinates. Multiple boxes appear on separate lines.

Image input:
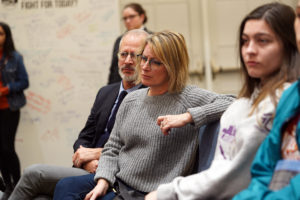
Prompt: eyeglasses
<box><xmin>122</xmin><ymin>14</ymin><xmax>138</xmax><ymax>21</ymax></box>
<box><xmin>118</xmin><ymin>52</ymin><xmax>138</xmax><ymax>61</ymax></box>
<box><xmin>138</xmin><ymin>55</ymin><xmax>163</xmax><ymax>69</ymax></box>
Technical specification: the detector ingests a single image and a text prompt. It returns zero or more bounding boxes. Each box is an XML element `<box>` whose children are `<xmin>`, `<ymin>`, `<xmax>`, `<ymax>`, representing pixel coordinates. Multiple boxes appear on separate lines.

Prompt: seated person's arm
<box><xmin>73</xmin><ymin>145</ymin><xmax>102</xmax><ymax>168</ymax></box>
<box><xmin>84</xmin><ymin>178</ymin><xmax>110</xmax><ymax>200</ymax></box>
<box><xmin>73</xmin><ymin>89</ymin><xmax>103</xmax><ymax>151</ymax></box>
<box><xmin>157</xmin><ymin>112</ymin><xmax>192</xmax><ymax>135</ymax></box>
<box><xmin>82</xmin><ymin>160</ymin><xmax>99</xmax><ymax>174</ymax></box>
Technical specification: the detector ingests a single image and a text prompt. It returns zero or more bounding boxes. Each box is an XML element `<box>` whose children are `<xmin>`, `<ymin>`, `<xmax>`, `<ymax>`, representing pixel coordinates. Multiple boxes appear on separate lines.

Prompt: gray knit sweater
<box><xmin>94</xmin><ymin>86</ymin><xmax>234</xmax><ymax>192</ymax></box>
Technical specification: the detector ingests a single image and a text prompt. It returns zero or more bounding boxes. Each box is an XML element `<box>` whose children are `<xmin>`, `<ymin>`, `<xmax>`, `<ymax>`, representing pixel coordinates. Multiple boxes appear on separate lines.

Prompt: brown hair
<box><xmin>238</xmin><ymin>2</ymin><xmax>299</xmax><ymax>111</ymax></box>
<box><xmin>0</xmin><ymin>22</ymin><xmax>16</xmax><ymax>58</ymax></box>
<box><xmin>124</xmin><ymin>3</ymin><xmax>148</xmax><ymax>24</ymax></box>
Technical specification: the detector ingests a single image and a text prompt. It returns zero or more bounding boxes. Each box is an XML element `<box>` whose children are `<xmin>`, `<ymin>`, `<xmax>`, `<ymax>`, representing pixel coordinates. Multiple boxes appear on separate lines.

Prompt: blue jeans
<box><xmin>53</xmin><ymin>174</ymin><xmax>115</xmax><ymax>200</ymax></box>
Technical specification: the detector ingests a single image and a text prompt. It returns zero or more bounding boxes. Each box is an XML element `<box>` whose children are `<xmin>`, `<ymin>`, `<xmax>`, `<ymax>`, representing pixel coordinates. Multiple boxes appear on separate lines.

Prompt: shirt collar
<box><xmin>119</xmin><ymin>82</ymin><xmax>142</xmax><ymax>95</ymax></box>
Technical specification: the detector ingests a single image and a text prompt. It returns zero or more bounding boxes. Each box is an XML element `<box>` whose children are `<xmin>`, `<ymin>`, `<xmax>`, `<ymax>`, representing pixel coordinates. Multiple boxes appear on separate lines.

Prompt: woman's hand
<box><xmin>145</xmin><ymin>190</ymin><xmax>157</xmax><ymax>200</ymax></box>
<box><xmin>157</xmin><ymin>112</ymin><xmax>193</xmax><ymax>135</ymax></box>
<box><xmin>84</xmin><ymin>179</ymin><xmax>109</xmax><ymax>200</ymax></box>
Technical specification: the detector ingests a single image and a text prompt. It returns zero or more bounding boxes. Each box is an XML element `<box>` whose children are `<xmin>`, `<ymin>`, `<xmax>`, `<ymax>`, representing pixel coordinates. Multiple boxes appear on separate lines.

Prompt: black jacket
<box><xmin>73</xmin><ymin>82</ymin><xmax>120</xmax><ymax>151</ymax></box>
<box><xmin>73</xmin><ymin>82</ymin><xmax>145</xmax><ymax>151</ymax></box>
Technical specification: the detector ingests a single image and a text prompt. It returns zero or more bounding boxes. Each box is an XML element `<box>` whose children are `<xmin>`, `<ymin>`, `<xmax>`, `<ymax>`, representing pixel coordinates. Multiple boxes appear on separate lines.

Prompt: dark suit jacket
<box><xmin>73</xmin><ymin>82</ymin><xmax>120</xmax><ymax>151</ymax></box>
<box><xmin>73</xmin><ymin>82</ymin><xmax>146</xmax><ymax>152</ymax></box>
<box><xmin>107</xmin><ymin>27</ymin><xmax>153</xmax><ymax>84</ymax></box>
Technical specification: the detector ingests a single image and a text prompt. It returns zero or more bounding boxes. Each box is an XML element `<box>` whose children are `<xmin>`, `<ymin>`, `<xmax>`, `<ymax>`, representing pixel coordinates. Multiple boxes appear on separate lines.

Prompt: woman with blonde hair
<box><xmin>146</xmin><ymin>2</ymin><xmax>299</xmax><ymax>200</ymax></box>
<box><xmin>53</xmin><ymin>30</ymin><xmax>234</xmax><ymax>200</ymax></box>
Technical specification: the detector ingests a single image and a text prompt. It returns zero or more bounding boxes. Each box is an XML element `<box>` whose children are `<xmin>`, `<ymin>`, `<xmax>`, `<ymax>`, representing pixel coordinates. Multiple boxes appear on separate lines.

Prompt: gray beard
<box><xmin>118</xmin><ymin>66</ymin><xmax>138</xmax><ymax>82</ymax></box>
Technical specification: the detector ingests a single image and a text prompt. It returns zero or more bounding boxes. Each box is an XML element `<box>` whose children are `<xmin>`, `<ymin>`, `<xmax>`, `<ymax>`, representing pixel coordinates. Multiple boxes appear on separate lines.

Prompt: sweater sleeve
<box><xmin>185</xmin><ymin>86</ymin><xmax>235</xmax><ymax>128</ymax></box>
<box><xmin>157</xmin><ymin>89</ymin><xmax>281</xmax><ymax>200</ymax></box>
<box><xmin>93</xmin><ymin>96</ymin><xmax>126</xmax><ymax>185</ymax></box>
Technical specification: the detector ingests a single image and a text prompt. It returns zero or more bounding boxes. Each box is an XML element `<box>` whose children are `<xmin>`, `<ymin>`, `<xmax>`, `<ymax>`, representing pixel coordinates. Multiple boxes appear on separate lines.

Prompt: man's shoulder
<box><xmin>101</xmin><ymin>82</ymin><xmax>121</xmax><ymax>91</ymax></box>
<box><xmin>95</xmin><ymin>82</ymin><xmax>121</xmax><ymax>98</ymax></box>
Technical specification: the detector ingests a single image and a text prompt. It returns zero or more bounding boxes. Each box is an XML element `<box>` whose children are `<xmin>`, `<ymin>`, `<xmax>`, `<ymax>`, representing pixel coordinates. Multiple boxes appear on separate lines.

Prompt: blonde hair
<box><xmin>137</xmin><ymin>30</ymin><xmax>189</xmax><ymax>93</ymax></box>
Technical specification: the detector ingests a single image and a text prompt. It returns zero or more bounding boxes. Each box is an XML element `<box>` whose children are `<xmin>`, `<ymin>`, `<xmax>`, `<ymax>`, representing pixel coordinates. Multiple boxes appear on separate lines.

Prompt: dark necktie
<box><xmin>106</xmin><ymin>90</ymin><xmax>128</xmax><ymax>133</ymax></box>
<box><xmin>96</xmin><ymin>90</ymin><xmax>128</xmax><ymax>147</ymax></box>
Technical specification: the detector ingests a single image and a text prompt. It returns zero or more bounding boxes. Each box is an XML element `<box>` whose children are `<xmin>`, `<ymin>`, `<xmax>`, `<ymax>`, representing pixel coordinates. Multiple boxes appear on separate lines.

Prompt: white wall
<box><xmin>0</xmin><ymin>0</ymin><xmax>120</xmax><ymax>169</ymax></box>
<box><xmin>120</xmin><ymin>0</ymin><xmax>297</xmax><ymax>94</ymax></box>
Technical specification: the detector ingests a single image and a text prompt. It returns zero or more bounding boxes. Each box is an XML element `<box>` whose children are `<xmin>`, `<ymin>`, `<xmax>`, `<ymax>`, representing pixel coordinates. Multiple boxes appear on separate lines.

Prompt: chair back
<box><xmin>193</xmin><ymin>120</ymin><xmax>220</xmax><ymax>173</ymax></box>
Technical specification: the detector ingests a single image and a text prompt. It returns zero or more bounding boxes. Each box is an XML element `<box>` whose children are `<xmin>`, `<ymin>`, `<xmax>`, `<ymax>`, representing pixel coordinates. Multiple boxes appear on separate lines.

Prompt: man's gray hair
<box><xmin>119</xmin><ymin>29</ymin><xmax>149</xmax><ymax>50</ymax></box>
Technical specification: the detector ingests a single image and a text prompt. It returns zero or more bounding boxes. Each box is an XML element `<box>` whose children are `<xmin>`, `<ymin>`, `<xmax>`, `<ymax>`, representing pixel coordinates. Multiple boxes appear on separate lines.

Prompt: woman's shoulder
<box><xmin>271</xmin><ymin>82</ymin><xmax>292</xmax><ymax>102</ymax></box>
<box><xmin>280</xmin><ymin>82</ymin><xmax>292</xmax><ymax>94</ymax></box>
<box><xmin>253</xmin><ymin>83</ymin><xmax>292</xmax><ymax>115</ymax></box>
<box><xmin>10</xmin><ymin>51</ymin><xmax>23</xmax><ymax>60</ymax></box>
<box><xmin>252</xmin><ymin>82</ymin><xmax>292</xmax><ymax>106</ymax></box>
<box><xmin>181</xmin><ymin>85</ymin><xmax>215</xmax><ymax>96</ymax></box>
<box><xmin>11</xmin><ymin>51</ymin><xmax>21</xmax><ymax>57</ymax></box>
<box><xmin>182</xmin><ymin>85</ymin><xmax>200</xmax><ymax>91</ymax></box>
<box><xmin>125</xmin><ymin>87</ymin><xmax>148</xmax><ymax>101</ymax></box>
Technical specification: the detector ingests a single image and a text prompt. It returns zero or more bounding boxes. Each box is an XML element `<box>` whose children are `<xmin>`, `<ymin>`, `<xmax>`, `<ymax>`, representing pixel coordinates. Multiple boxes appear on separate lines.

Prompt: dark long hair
<box><xmin>0</xmin><ymin>22</ymin><xmax>16</xmax><ymax>58</ymax></box>
<box><xmin>124</xmin><ymin>3</ymin><xmax>148</xmax><ymax>24</ymax></box>
<box><xmin>238</xmin><ymin>2</ymin><xmax>299</xmax><ymax>110</ymax></box>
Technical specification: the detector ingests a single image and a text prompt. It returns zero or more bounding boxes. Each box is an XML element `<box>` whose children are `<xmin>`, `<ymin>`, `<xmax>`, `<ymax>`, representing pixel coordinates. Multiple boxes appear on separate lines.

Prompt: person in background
<box><xmin>0</xmin><ymin>22</ymin><xmax>29</xmax><ymax>200</ymax></box>
<box><xmin>108</xmin><ymin>2</ymin><xmax>152</xmax><ymax>84</ymax></box>
<box><xmin>53</xmin><ymin>30</ymin><xmax>234</xmax><ymax>200</ymax></box>
<box><xmin>8</xmin><ymin>29</ymin><xmax>148</xmax><ymax>200</ymax></box>
<box><xmin>233</xmin><ymin>1</ymin><xmax>300</xmax><ymax>199</ymax></box>
<box><xmin>146</xmin><ymin>2</ymin><xmax>299</xmax><ymax>200</ymax></box>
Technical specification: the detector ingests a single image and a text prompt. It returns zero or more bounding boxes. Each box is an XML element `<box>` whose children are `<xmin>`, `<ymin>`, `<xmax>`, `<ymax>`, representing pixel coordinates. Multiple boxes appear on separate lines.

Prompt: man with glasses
<box><xmin>108</xmin><ymin>3</ymin><xmax>152</xmax><ymax>84</ymax></box>
<box><xmin>8</xmin><ymin>29</ymin><xmax>149</xmax><ymax>200</ymax></box>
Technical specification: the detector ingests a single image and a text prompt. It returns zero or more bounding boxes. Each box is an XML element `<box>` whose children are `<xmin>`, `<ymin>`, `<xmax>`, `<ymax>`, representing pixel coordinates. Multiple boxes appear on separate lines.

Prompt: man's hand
<box><xmin>83</xmin><ymin>160</ymin><xmax>98</xmax><ymax>173</ymax></box>
<box><xmin>145</xmin><ymin>190</ymin><xmax>157</xmax><ymax>200</ymax></box>
<box><xmin>72</xmin><ymin>146</ymin><xmax>102</xmax><ymax>168</ymax></box>
<box><xmin>84</xmin><ymin>179</ymin><xmax>109</xmax><ymax>200</ymax></box>
<box><xmin>157</xmin><ymin>112</ymin><xmax>193</xmax><ymax>135</ymax></box>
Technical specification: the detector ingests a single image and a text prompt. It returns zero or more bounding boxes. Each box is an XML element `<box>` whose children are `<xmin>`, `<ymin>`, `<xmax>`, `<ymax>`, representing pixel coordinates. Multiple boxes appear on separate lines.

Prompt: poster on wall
<box><xmin>0</xmin><ymin>0</ymin><xmax>120</xmax><ymax>167</ymax></box>
<box><xmin>1</xmin><ymin>0</ymin><xmax>79</xmax><ymax>9</ymax></box>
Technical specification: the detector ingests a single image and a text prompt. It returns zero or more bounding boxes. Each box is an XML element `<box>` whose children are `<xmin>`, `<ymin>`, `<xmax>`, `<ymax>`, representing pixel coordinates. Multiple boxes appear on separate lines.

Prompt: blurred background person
<box><xmin>108</xmin><ymin>2</ymin><xmax>152</xmax><ymax>84</ymax></box>
<box><xmin>0</xmin><ymin>21</ymin><xmax>29</xmax><ymax>200</ymax></box>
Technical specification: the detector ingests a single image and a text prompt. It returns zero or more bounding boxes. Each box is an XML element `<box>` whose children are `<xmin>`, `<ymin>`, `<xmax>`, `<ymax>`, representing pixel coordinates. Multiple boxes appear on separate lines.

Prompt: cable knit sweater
<box><xmin>157</xmin><ymin>83</ymin><xmax>290</xmax><ymax>200</ymax></box>
<box><xmin>94</xmin><ymin>86</ymin><xmax>234</xmax><ymax>192</ymax></box>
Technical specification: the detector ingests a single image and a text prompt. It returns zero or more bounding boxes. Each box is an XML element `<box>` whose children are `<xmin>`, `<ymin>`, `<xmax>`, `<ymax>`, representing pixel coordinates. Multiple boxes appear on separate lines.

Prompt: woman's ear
<box><xmin>140</xmin><ymin>14</ymin><xmax>145</xmax><ymax>23</ymax></box>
